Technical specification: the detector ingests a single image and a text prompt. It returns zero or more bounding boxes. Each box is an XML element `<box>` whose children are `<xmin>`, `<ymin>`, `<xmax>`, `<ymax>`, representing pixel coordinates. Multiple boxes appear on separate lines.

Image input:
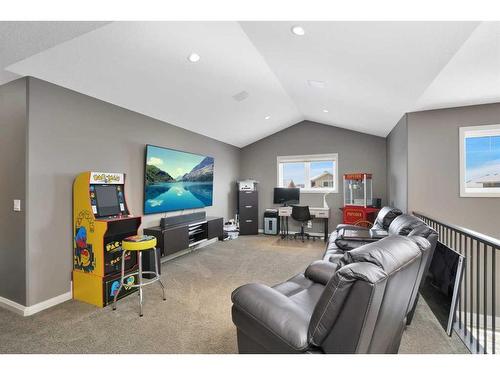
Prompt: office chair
<box><xmin>291</xmin><ymin>205</ymin><xmax>314</xmax><ymax>242</ymax></box>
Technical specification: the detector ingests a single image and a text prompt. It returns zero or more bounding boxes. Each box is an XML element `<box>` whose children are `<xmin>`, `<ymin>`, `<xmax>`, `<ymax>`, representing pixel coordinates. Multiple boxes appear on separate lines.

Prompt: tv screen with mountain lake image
<box><xmin>144</xmin><ymin>145</ymin><xmax>214</xmax><ymax>214</ymax></box>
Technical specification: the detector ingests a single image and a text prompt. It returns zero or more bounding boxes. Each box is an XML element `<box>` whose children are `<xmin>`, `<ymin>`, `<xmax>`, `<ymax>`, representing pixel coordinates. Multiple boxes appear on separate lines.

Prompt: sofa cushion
<box><xmin>304</xmin><ymin>260</ymin><xmax>339</xmax><ymax>284</ymax></box>
<box><xmin>387</xmin><ymin>214</ymin><xmax>426</xmax><ymax>236</ymax></box>
<box><xmin>307</xmin><ymin>261</ymin><xmax>387</xmax><ymax>347</ymax></box>
<box><xmin>372</xmin><ymin>206</ymin><xmax>403</xmax><ymax>230</ymax></box>
<box><xmin>273</xmin><ymin>273</ymin><xmax>314</xmax><ymax>297</ymax></box>
<box><xmin>308</xmin><ymin>235</ymin><xmax>426</xmax><ymax>350</ymax></box>
<box><xmin>231</xmin><ymin>283</ymin><xmax>312</xmax><ymax>353</ymax></box>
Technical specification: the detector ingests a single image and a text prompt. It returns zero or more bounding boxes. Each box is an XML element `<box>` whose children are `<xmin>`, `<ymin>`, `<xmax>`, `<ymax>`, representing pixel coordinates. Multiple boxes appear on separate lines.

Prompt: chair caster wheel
<box><xmin>112</xmin><ymin>307</ymin><xmax>116</xmax><ymax>311</ymax></box>
<box><xmin>139</xmin><ymin>314</ymin><xmax>143</xmax><ymax>317</ymax></box>
<box><xmin>163</xmin><ymin>298</ymin><xmax>166</xmax><ymax>301</ymax></box>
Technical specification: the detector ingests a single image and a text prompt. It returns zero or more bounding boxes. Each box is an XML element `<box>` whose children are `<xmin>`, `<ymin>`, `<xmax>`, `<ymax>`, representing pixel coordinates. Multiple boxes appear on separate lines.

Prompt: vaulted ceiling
<box><xmin>3</xmin><ymin>21</ymin><xmax>499</xmax><ymax>147</ymax></box>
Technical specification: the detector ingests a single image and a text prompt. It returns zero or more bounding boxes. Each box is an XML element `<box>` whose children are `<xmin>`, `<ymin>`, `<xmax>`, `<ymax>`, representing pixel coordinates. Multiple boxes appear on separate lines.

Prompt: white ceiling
<box><xmin>0</xmin><ymin>21</ymin><xmax>108</xmax><ymax>85</ymax></box>
<box><xmin>240</xmin><ymin>21</ymin><xmax>479</xmax><ymax>136</ymax></box>
<box><xmin>6</xmin><ymin>22</ymin><xmax>302</xmax><ymax>147</ymax></box>
<box><xmin>414</xmin><ymin>21</ymin><xmax>500</xmax><ymax>111</ymax></box>
<box><xmin>4</xmin><ymin>21</ymin><xmax>499</xmax><ymax>147</ymax></box>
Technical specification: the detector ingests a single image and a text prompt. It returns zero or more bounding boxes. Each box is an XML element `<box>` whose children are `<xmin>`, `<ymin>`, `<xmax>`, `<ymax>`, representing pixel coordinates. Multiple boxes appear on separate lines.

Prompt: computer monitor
<box><xmin>94</xmin><ymin>185</ymin><xmax>121</xmax><ymax>217</ymax></box>
<box><xmin>273</xmin><ymin>187</ymin><xmax>300</xmax><ymax>205</ymax></box>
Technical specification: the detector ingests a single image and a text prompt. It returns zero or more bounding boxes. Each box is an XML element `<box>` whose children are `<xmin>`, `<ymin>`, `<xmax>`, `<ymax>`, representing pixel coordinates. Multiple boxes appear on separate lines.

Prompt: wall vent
<box><xmin>232</xmin><ymin>91</ymin><xmax>249</xmax><ymax>102</ymax></box>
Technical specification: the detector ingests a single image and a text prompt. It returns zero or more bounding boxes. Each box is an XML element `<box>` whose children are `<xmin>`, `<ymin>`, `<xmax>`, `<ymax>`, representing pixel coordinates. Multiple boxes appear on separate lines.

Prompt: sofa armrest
<box><xmin>231</xmin><ymin>283</ymin><xmax>310</xmax><ymax>351</ymax></box>
<box><xmin>336</xmin><ymin>224</ymin><xmax>366</xmax><ymax>231</ymax></box>
<box><xmin>305</xmin><ymin>260</ymin><xmax>339</xmax><ymax>285</ymax></box>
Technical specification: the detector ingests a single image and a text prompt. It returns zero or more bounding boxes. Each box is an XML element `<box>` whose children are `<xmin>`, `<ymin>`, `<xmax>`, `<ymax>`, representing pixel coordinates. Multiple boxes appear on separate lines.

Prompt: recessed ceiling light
<box><xmin>291</xmin><ymin>25</ymin><xmax>305</xmax><ymax>36</ymax></box>
<box><xmin>308</xmin><ymin>80</ymin><xmax>325</xmax><ymax>88</ymax></box>
<box><xmin>265</xmin><ymin>115</ymin><xmax>271</xmax><ymax>120</ymax></box>
<box><xmin>323</xmin><ymin>109</ymin><xmax>329</xmax><ymax>113</ymax></box>
<box><xmin>187</xmin><ymin>53</ymin><xmax>200</xmax><ymax>63</ymax></box>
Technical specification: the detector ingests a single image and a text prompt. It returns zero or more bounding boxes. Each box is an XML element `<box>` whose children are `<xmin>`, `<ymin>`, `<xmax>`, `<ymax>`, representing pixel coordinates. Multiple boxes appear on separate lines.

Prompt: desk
<box><xmin>278</xmin><ymin>206</ymin><xmax>330</xmax><ymax>243</ymax></box>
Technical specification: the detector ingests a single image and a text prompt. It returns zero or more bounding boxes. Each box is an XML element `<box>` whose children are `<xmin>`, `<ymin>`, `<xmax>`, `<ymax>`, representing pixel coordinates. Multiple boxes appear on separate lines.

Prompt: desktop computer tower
<box><xmin>263</xmin><ymin>209</ymin><xmax>280</xmax><ymax>235</ymax></box>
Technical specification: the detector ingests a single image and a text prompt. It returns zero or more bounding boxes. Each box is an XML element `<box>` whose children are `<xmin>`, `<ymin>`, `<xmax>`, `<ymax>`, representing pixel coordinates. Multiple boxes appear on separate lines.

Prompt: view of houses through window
<box><xmin>460</xmin><ymin>124</ymin><xmax>500</xmax><ymax>197</ymax></box>
<box><xmin>277</xmin><ymin>154</ymin><xmax>338</xmax><ymax>192</ymax></box>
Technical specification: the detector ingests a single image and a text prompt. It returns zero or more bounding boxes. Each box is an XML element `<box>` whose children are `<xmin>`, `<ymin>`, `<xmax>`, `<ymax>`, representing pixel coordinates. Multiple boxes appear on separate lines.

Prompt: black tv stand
<box><xmin>144</xmin><ymin>214</ymin><xmax>223</xmax><ymax>259</ymax></box>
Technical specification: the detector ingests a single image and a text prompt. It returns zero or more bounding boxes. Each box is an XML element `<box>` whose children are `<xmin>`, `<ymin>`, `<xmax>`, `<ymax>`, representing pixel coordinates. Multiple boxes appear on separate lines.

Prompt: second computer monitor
<box><xmin>273</xmin><ymin>187</ymin><xmax>300</xmax><ymax>205</ymax></box>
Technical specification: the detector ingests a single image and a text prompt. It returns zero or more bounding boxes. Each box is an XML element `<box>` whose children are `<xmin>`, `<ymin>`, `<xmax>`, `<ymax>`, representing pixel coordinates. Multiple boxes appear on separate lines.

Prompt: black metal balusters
<box><xmin>414</xmin><ymin>212</ymin><xmax>499</xmax><ymax>354</ymax></box>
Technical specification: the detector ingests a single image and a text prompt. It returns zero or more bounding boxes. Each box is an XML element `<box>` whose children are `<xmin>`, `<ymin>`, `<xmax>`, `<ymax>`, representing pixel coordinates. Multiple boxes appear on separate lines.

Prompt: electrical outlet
<box><xmin>13</xmin><ymin>199</ymin><xmax>21</xmax><ymax>212</ymax></box>
<box><xmin>307</xmin><ymin>220</ymin><xmax>312</xmax><ymax>228</ymax></box>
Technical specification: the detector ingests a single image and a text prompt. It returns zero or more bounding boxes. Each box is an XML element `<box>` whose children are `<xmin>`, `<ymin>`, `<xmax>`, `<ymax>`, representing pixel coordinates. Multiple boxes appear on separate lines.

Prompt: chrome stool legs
<box><xmin>138</xmin><ymin>251</ymin><xmax>144</xmax><ymax>316</ymax></box>
<box><xmin>113</xmin><ymin>248</ymin><xmax>165</xmax><ymax>316</ymax></box>
<box><xmin>154</xmin><ymin>248</ymin><xmax>166</xmax><ymax>301</ymax></box>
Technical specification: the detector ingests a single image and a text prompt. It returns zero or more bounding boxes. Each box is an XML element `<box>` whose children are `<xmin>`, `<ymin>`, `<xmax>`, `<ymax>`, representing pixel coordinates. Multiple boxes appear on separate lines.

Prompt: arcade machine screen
<box><xmin>94</xmin><ymin>185</ymin><xmax>121</xmax><ymax>217</ymax></box>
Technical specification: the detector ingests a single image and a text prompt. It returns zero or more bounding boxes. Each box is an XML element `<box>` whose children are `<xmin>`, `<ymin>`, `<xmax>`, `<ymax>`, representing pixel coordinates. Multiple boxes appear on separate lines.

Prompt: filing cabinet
<box><xmin>238</xmin><ymin>190</ymin><xmax>258</xmax><ymax>235</ymax></box>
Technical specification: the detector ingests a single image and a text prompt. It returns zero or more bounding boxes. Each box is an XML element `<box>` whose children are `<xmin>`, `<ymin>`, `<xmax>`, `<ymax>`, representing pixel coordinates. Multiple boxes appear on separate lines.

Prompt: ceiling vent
<box><xmin>232</xmin><ymin>90</ymin><xmax>249</xmax><ymax>102</ymax></box>
<box><xmin>308</xmin><ymin>80</ymin><xmax>326</xmax><ymax>88</ymax></box>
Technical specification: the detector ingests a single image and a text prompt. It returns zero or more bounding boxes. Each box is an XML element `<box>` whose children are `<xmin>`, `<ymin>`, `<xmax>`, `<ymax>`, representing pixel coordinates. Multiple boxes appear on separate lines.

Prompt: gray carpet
<box><xmin>0</xmin><ymin>235</ymin><xmax>468</xmax><ymax>354</ymax></box>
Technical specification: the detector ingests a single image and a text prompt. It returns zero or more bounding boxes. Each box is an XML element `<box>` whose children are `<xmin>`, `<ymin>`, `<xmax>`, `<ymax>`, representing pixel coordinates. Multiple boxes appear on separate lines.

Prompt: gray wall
<box><xmin>407</xmin><ymin>103</ymin><xmax>500</xmax><ymax>239</ymax></box>
<box><xmin>26</xmin><ymin>78</ymin><xmax>240</xmax><ymax>306</ymax></box>
<box><xmin>0</xmin><ymin>78</ymin><xmax>27</xmax><ymax>305</ymax></box>
<box><xmin>406</xmin><ymin>103</ymin><xmax>500</xmax><ymax>317</ymax></box>
<box><xmin>386</xmin><ymin>114</ymin><xmax>408</xmax><ymax>212</ymax></box>
<box><xmin>240</xmin><ymin>121</ymin><xmax>387</xmax><ymax>233</ymax></box>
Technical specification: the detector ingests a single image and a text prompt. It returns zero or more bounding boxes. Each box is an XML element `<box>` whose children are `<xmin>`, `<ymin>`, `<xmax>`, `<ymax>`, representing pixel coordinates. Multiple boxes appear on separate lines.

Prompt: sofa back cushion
<box><xmin>372</xmin><ymin>206</ymin><xmax>403</xmax><ymax>230</ymax></box>
<box><xmin>308</xmin><ymin>235</ymin><xmax>428</xmax><ymax>353</ymax></box>
<box><xmin>388</xmin><ymin>214</ymin><xmax>426</xmax><ymax>236</ymax></box>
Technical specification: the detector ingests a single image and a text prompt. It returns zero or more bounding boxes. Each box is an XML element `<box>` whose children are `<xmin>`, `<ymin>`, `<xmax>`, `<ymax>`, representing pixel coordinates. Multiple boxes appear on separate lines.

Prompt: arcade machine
<box><xmin>342</xmin><ymin>173</ymin><xmax>380</xmax><ymax>227</ymax></box>
<box><xmin>73</xmin><ymin>171</ymin><xmax>141</xmax><ymax>307</ymax></box>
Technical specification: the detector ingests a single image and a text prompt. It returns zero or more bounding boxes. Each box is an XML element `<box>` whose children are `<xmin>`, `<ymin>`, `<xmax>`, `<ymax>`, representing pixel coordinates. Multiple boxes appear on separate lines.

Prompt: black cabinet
<box><xmin>207</xmin><ymin>217</ymin><xmax>224</xmax><ymax>240</ymax></box>
<box><xmin>238</xmin><ymin>191</ymin><xmax>258</xmax><ymax>235</ymax></box>
<box><xmin>144</xmin><ymin>216</ymin><xmax>223</xmax><ymax>260</ymax></box>
<box><xmin>163</xmin><ymin>225</ymin><xmax>189</xmax><ymax>256</ymax></box>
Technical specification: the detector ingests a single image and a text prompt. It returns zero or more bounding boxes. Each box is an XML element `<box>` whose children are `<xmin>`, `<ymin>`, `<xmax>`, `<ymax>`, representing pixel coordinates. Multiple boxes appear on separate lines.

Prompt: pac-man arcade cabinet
<box><xmin>73</xmin><ymin>171</ymin><xmax>141</xmax><ymax>307</ymax></box>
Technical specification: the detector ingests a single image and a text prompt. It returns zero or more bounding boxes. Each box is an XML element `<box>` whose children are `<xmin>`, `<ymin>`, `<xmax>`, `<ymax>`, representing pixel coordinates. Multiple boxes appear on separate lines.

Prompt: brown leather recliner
<box><xmin>231</xmin><ymin>235</ymin><xmax>431</xmax><ymax>354</ymax></box>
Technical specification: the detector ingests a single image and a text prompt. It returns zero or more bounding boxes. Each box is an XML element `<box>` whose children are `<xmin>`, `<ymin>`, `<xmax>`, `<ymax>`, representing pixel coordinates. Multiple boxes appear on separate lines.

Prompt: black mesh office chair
<box><xmin>291</xmin><ymin>205</ymin><xmax>314</xmax><ymax>242</ymax></box>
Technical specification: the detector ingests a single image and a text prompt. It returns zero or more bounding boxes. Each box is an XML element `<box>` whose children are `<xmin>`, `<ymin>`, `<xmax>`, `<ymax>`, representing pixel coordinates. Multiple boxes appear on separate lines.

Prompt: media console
<box><xmin>143</xmin><ymin>212</ymin><xmax>223</xmax><ymax>260</ymax></box>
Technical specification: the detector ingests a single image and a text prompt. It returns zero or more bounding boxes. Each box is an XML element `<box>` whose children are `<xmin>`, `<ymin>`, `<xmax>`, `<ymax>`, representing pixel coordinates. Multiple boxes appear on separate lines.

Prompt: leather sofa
<box><xmin>323</xmin><ymin>206</ymin><xmax>402</xmax><ymax>261</ymax></box>
<box><xmin>231</xmin><ymin>235</ymin><xmax>431</xmax><ymax>354</ymax></box>
<box><xmin>325</xmin><ymin>213</ymin><xmax>438</xmax><ymax>325</ymax></box>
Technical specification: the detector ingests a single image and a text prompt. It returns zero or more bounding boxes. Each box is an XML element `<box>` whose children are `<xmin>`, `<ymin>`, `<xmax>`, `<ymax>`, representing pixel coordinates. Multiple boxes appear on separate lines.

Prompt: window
<box><xmin>277</xmin><ymin>154</ymin><xmax>338</xmax><ymax>193</ymax></box>
<box><xmin>460</xmin><ymin>124</ymin><xmax>500</xmax><ymax>197</ymax></box>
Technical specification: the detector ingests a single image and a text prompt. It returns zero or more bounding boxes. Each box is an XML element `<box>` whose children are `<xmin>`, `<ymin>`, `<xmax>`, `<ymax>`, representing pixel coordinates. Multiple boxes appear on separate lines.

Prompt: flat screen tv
<box><xmin>144</xmin><ymin>145</ymin><xmax>214</xmax><ymax>214</ymax></box>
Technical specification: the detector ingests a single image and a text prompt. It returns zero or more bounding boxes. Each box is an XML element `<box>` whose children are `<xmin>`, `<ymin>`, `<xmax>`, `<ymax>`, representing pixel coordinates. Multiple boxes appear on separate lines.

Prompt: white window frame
<box><xmin>460</xmin><ymin>124</ymin><xmax>500</xmax><ymax>197</ymax></box>
<box><xmin>277</xmin><ymin>153</ymin><xmax>339</xmax><ymax>193</ymax></box>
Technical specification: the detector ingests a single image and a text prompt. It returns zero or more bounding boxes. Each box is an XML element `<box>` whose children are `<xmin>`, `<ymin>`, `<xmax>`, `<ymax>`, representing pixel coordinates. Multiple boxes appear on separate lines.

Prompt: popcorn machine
<box><xmin>342</xmin><ymin>173</ymin><xmax>379</xmax><ymax>227</ymax></box>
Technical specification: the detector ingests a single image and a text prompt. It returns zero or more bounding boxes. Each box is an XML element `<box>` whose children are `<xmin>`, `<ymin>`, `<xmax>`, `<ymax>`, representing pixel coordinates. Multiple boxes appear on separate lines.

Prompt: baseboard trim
<box><xmin>0</xmin><ymin>289</ymin><xmax>72</xmax><ymax>317</ymax></box>
<box><xmin>24</xmin><ymin>291</ymin><xmax>72</xmax><ymax>316</ymax></box>
<box><xmin>161</xmin><ymin>237</ymin><xmax>218</xmax><ymax>263</ymax></box>
<box><xmin>0</xmin><ymin>295</ymin><xmax>27</xmax><ymax>316</ymax></box>
<box><xmin>258</xmin><ymin>229</ymin><xmax>325</xmax><ymax>238</ymax></box>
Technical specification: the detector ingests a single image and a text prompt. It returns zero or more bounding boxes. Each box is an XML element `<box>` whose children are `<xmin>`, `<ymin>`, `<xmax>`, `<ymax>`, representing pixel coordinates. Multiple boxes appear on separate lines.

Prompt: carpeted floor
<box><xmin>0</xmin><ymin>235</ymin><xmax>469</xmax><ymax>354</ymax></box>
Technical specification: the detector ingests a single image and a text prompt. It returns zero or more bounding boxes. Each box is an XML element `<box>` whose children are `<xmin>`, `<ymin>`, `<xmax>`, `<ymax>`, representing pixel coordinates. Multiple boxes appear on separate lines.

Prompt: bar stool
<box><xmin>113</xmin><ymin>235</ymin><xmax>166</xmax><ymax>316</ymax></box>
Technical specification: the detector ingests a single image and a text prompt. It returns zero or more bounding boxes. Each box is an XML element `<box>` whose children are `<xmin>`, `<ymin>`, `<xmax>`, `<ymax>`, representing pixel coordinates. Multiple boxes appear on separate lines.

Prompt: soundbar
<box><xmin>160</xmin><ymin>212</ymin><xmax>206</xmax><ymax>228</ymax></box>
